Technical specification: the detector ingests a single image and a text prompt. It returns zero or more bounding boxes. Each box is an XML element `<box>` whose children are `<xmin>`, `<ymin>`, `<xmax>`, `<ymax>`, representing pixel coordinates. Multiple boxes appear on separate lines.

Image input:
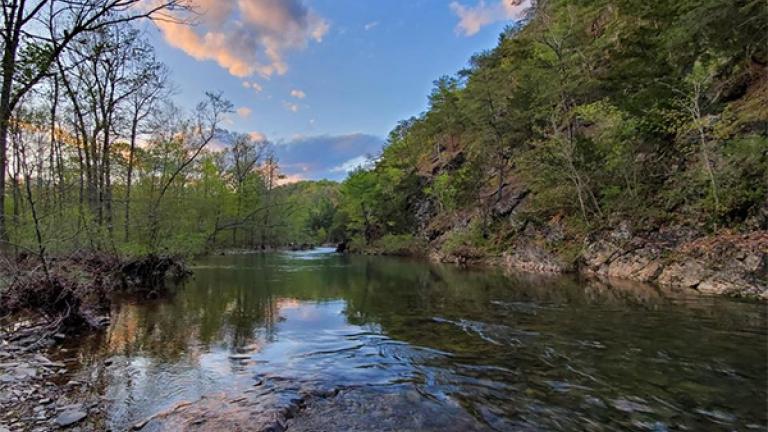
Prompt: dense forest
<box><xmin>0</xmin><ymin>2</ymin><xmax>765</xmax><ymax>428</ymax></box>
<box><xmin>0</xmin><ymin>1</ymin><xmax>340</xmax><ymax>260</ymax></box>
<box><xmin>331</xmin><ymin>0</ymin><xmax>767</xmax><ymax>291</ymax></box>
<box><xmin>0</xmin><ymin>0</ymin><xmax>766</xmax><ymax>295</ymax></box>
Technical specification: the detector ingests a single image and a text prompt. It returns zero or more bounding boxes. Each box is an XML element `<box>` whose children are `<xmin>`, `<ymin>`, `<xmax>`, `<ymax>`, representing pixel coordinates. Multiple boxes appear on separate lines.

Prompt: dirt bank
<box><xmin>0</xmin><ymin>253</ymin><xmax>188</xmax><ymax>431</ymax></box>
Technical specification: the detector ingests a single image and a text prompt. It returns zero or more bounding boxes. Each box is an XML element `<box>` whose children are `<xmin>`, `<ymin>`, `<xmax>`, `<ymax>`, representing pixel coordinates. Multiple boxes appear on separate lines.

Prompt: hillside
<box><xmin>333</xmin><ymin>0</ymin><xmax>768</xmax><ymax>298</ymax></box>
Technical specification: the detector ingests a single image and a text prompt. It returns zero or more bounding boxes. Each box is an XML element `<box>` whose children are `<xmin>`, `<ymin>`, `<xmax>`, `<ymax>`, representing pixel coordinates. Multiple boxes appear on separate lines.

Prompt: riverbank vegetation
<box><xmin>331</xmin><ymin>0</ymin><xmax>767</xmax><ymax>288</ymax></box>
<box><xmin>0</xmin><ymin>1</ymin><xmax>341</xmax><ymax>327</ymax></box>
<box><xmin>1</xmin><ymin>0</ymin><xmax>767</xmax><ymax>324</ymax></box>
<box><xmin>2</xmin><ymin>1</ymin><xmax>343</xmax><ymax>255</ymax></box>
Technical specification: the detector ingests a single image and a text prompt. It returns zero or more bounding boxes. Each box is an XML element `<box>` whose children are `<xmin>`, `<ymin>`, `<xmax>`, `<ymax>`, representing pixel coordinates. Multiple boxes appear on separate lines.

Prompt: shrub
<box><xmin>441</xmin><ymin>219</ymin><xmax>488</xmax><ymax>260</ymax></box>
<box><xmin>371</xmin><ymin>234</ymin><xmax>425</xmax><ymax>256</ymax></box>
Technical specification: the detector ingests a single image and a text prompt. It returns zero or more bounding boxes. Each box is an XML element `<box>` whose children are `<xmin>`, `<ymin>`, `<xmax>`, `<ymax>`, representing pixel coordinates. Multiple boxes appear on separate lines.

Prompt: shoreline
<box><xmin>0</xmin><ymin>318</ymin><xmax>107</xmax><ymax>431</ymax></box>
<box><xmin>351</xmin><ymin>229</ymin><xmax>768</xmax><ymax>301</ymax></box>
<box><xmin>0</xmin><ymin>253</ymin><xmax>189</xmax><ymax>431</ymax></box>
<box><xmin>0</xmin><ymin>246</ymin><xmax>763</xmax><ymax>431</ymax></box>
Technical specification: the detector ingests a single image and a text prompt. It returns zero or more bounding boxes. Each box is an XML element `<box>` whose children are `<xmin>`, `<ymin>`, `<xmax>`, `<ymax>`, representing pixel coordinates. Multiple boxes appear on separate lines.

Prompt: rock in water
<box><xmin>228</xmin><ymin>354</ymin><xmax>251</xmax><ymax>360</ymax></box>
<box><xmin>335</xmin><ymin>241</ymin><xmax>348</xmax><ymax>253</ymax></box>
<box><xmin>55</xmin><ymin>410</ymin><xmax>87</xmax><ymax>427</ymax></box>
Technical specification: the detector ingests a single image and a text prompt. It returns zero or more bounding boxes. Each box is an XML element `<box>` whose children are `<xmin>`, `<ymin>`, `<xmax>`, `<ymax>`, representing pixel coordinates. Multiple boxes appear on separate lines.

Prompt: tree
<box><xmin>0</xmin><ymin>0</ymin><xmax>190</xmax><ymax>243</ymax></box>
<box><xmin>339</xmin><ymin>168</ymin><xmax>380</xmax><ymax>244</ymax></box>
<box><xmin>123</xmin><ymin>38</ymin><xmax>171</xmax><ymax>242</ymax></box>
<box><xmin>229</xmin><ymin>132</ymin><xmax>267</xmax><ymax>245</ymax></box>
<box><xmin>145</xmin><ymin>92</ymin><xmax>232</xmax><ymax>250</ymax></box>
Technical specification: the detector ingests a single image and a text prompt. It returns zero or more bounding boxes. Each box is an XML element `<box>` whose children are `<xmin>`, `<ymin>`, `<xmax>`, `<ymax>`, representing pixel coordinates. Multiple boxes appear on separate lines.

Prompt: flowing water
<box><xmin>68</xmin><ymin>248</ymin><xmax>766</xmax><ymax>431</ymax></box>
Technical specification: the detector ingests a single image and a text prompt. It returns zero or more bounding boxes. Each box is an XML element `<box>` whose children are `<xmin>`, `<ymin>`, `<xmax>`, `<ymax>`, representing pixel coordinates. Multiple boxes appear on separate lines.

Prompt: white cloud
<box><xmin>242</xmin><ymin>81</ymin><xmax>264</xmax><ymax>92</ymax></box>
<box><xmin>330</xmin><ymin>155</ymin><xmax>370</xmax><ymax>173</ymax></box>
<box><xmin>283</xmin><ymin>101</ymin><xmax>300</xmax><ymax>113</ymax></box>
<box><xmin>249</xmin><ymin>131</ymin><xmax>267</xmax><ymax>142</ymax></box>
<box><xmin>156</xmin><ymin>0</ymin><xmax>330</xmax><ymax>78</ymax></box>
<box><xmin>450</xmin><ymin>0</ymin><xmax>529</xmax><ymax>36</ymax></box>
<box><xmin>274</xmin><ymin>133</ymin><xmax>384</xmax><ymax>181</ymax></box>
<box><xmin>310</xmin><ymin>17</ymin><xmax>330</xmax><ymax>42</ymax></box>
<box><xmin>290</xmin><ymin>89</ymin><xmax>306</xmax><ymax>99</ymax></box>
<box><xmin>237</xmin><ymin>106</ymin><xmax>253</xmax><ymax>118</ymax></box>
<box><xmin>364</xmin><ymin>21</ymin><xmax>379</xmax><ymax>31</ymax></box>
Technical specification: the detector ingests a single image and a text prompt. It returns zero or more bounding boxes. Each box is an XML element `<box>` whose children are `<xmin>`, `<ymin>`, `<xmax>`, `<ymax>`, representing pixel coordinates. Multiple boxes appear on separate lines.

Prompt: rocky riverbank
<box><xmin>580</xmin><ymin>228</ymin><xmax>767</xmax><ymax>298</ymax></box>
<box><xmin>352</xmin><ymin>227</ymin><xmax>767</xmax><ymax>300</ymax></box>
<box><xmin>0</xmin><ymin>252</ymin><xmax>189</xmax><ymax>431</ymax></box>
<box><xmin>348</xmin><ymin>181</ymin><xmax>768</xmax><ymax>299</ymax></box>
<box><xmin>0</xmin><ymin>318</ymin><xmax>107</xmax><ymax>431</ymax></box>
<box><xmin>429</xmin><ymin>227</ymin><xmax>768</xmax><ymax>300</ymax></box>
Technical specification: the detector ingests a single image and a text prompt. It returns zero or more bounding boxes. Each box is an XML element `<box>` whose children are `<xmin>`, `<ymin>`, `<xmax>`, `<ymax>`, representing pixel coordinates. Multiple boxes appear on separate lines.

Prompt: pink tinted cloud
<box><xmin>156</xmin><ymin>0</ymin><xmax>329</xmax><ymax>78</ymax></box>
<box><xmin>450</xmin><ymin>0</ymin><xmax>529</xmax><ymax>36</ymax></box>
<box><xmin>236</xmin><ymin>106</ymin><xmax>253</xmax><ymax>118</ymax></box>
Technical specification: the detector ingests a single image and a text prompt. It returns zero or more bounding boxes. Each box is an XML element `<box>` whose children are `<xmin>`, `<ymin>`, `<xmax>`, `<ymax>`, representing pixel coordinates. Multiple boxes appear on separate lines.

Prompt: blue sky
<box><xmin>147</xmin><ymin>0</ymin><xmax>527</xmax><ymax>182</ymax></box>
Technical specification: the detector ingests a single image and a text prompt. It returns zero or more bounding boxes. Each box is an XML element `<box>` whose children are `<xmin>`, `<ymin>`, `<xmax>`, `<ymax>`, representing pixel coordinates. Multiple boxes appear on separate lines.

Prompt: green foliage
<box><xmin>336</xmin><ymin>0</ymin><xmax>767</xmax><ymax>248</ymax></box>
<box><xmin>712</xmin><ymin>136</ymin><xmax>768</xmax><ymax>223</ymax></box>
<box><xmin>338</xmin><ymin>159</ymin><xmax>422</xmax><ymax>245</ymax></box>
<box><xmin>370</xmin><ymin>234</ymin><xmax>425</xmax><ymax>257</ymax></box>
<box><xmin>441</xmin><ymin>220</ymin><xmax>489</xmax><ymax>259</ymax></box>
<box><xmin>6</xmin><ymin>110</ymin><xmax>341</xmax><ymax>257</ymax></box>
<box><xmin>427</xmin><ymin>173</ymin><xmax>457</xmax><ymax>212</ymax></box>
<box><xmin>12</xmin><ymin>0</ymin><xmax>763</xmax><ymax>263</ymax></box>
<box><xmin>16</xmin><ymin>43</ymin><xmax>54</xmax><ymax>87</ymax></box>
<box><xmin>277</xmin><ymin>180</ymin><xmax>341</xmax><ymax>245</ymax></box>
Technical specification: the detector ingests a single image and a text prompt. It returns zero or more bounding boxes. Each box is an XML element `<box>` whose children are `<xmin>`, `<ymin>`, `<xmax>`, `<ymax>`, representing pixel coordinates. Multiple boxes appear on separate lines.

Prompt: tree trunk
<box><xmin>125</xmin><ymin>116</ymin><xmax>139</xmax><ymax>242</ymax></box>
<box><xmin>0</xmin><ymin>3</ymin><xmax>21</xmax><ymax>244</ymax></box>
<box><xmin>0</xmin><ymin>63</ymin><xmax>15</xmax><ymax>244</ymax></box>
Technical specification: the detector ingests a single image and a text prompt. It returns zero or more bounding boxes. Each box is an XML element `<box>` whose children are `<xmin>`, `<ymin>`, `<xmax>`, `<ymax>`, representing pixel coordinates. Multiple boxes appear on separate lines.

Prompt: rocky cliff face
<box><xmin>419</xmin><ymin>185</ymin><xmax>767</xmax><ymax>299</ymax></box>
<box><xmin>581</xmin><ymin>227</ymin><xmax>767</xmax><ymax>299</ymax></box>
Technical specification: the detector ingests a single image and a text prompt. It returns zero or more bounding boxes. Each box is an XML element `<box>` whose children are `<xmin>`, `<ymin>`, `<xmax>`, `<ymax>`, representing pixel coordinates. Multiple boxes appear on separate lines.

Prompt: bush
<box><xmin>441</xmin><ymin>219</ymin><xmax>488</xmax><ymax>260</ymax></box>
<box><xmin>714</xmin><ymin>136</ymin><xmax>768</xmax><ymax>224</ymax></box>
<box><xmin>370</xmin><ymin>234</ymin><xmax>425</xmax><ymax>256</ymax></box>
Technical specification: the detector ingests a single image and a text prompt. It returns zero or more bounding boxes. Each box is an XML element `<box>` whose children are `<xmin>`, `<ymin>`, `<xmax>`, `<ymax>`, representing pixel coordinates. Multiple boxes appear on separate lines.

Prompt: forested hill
<box><xmin>332</xmin><ymin>0</ymin><xmax>768</xmax><ymax>297</ymax></box>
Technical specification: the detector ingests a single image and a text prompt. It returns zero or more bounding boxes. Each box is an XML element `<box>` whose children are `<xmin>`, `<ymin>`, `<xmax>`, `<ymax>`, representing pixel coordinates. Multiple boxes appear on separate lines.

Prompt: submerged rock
<box><xmin>142</xmin><ymin>382</ymin><xmax>487</xmax><ymax>432</ymax></box>
<box><xmin>228</xmin><ymin>354</ymin><xmax>251</xmax><ymax>360</ymax></box>
<box><xmin>54</xmin><ymin>410</ymin><xmax>87</xmax><ymax>427</ymax></box>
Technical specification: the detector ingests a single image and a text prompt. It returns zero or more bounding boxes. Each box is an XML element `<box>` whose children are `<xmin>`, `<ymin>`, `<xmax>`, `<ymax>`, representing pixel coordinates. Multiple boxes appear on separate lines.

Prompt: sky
<box><xmin>145</xmin><ymin>0</ymin><xmax>528</xmax><ymax>182</ymax></box>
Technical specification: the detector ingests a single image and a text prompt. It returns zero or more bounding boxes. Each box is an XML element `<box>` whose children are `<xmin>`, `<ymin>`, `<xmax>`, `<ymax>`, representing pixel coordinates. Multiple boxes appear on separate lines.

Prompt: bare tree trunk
<box><xmin>10</xmin><ymin>127</ymin><xmax>21</xmax><ymax>228</ymax></box>
<box><xmin>102</xmin><ymin>121</ymin><xmax>113</xmax><ymax>236</ymax></box>
<box><xmin>49</xmin><ymin>79</ymin><xmax>60</xmax><ymax>218</ymax></box>
<box><xmin>0</xmin><ymin>62</ymin><xmax>15</xmax><ymax>244</ymax></box>
<box><xmin>0</xmin><ymin>116</ymin><xmax>9</xmax><ymax>243</ymax></box>
<box><xmin>125</xmin><ymin>116</ymin><xmax>139</xmax><ymax>242</ymax></box>
<box><xmin>0</xmin><ymin>0</ymin><xmax>22</xmax><ymax>244</ymax></box>
<box><xmin>19</xmin><ymin>143</ymin><xmax>51</xmax><ymax>280</ymax></box>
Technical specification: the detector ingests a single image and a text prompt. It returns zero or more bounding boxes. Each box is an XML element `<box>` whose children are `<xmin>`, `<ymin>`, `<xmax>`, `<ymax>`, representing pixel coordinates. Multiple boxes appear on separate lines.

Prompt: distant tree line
<box><xmin>1</xmin><ymin>0</ymin><xmax>340</xmax><ymax>260</ymax></box>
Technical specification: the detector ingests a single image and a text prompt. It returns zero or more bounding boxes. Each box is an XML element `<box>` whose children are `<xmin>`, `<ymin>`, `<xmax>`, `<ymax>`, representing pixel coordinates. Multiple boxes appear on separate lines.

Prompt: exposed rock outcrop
<box><xmin>580</xmin><ymin>228</ymin><xmax>767</xmax><ymax>299</ymax></box>
<box><xmin>417</xmin><ymin>183</ymin><xmax>767</xmax><ymax>299</ymax></box>
<box><xmin>502</xmin><ymin>243</ymin><xmax>572</xmax><ymax>273</ymax></box>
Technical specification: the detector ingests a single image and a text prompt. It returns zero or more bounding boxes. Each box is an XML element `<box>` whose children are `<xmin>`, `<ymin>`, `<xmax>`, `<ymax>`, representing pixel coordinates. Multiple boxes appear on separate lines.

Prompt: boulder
<box><xmin>503</xmin><ymin>243</ymin><xmax>571</xmax><ymax>273</ymax></box>
<box><xmin>54</xmin><ymin>410</ymin><xmax>87</xmax><ymax>428</ymax></box>
<box><xmin>657</xmin><ymin>261</ymin><xmax>709</xmax><ymax>288</ymax></box>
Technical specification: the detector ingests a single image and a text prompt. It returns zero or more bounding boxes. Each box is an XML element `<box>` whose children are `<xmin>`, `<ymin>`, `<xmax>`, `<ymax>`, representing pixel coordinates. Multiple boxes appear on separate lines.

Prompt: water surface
<box><xmin>71</xmin><ymin>249</ymin><xmax>767</xmax><ymax>430</ymax></box>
